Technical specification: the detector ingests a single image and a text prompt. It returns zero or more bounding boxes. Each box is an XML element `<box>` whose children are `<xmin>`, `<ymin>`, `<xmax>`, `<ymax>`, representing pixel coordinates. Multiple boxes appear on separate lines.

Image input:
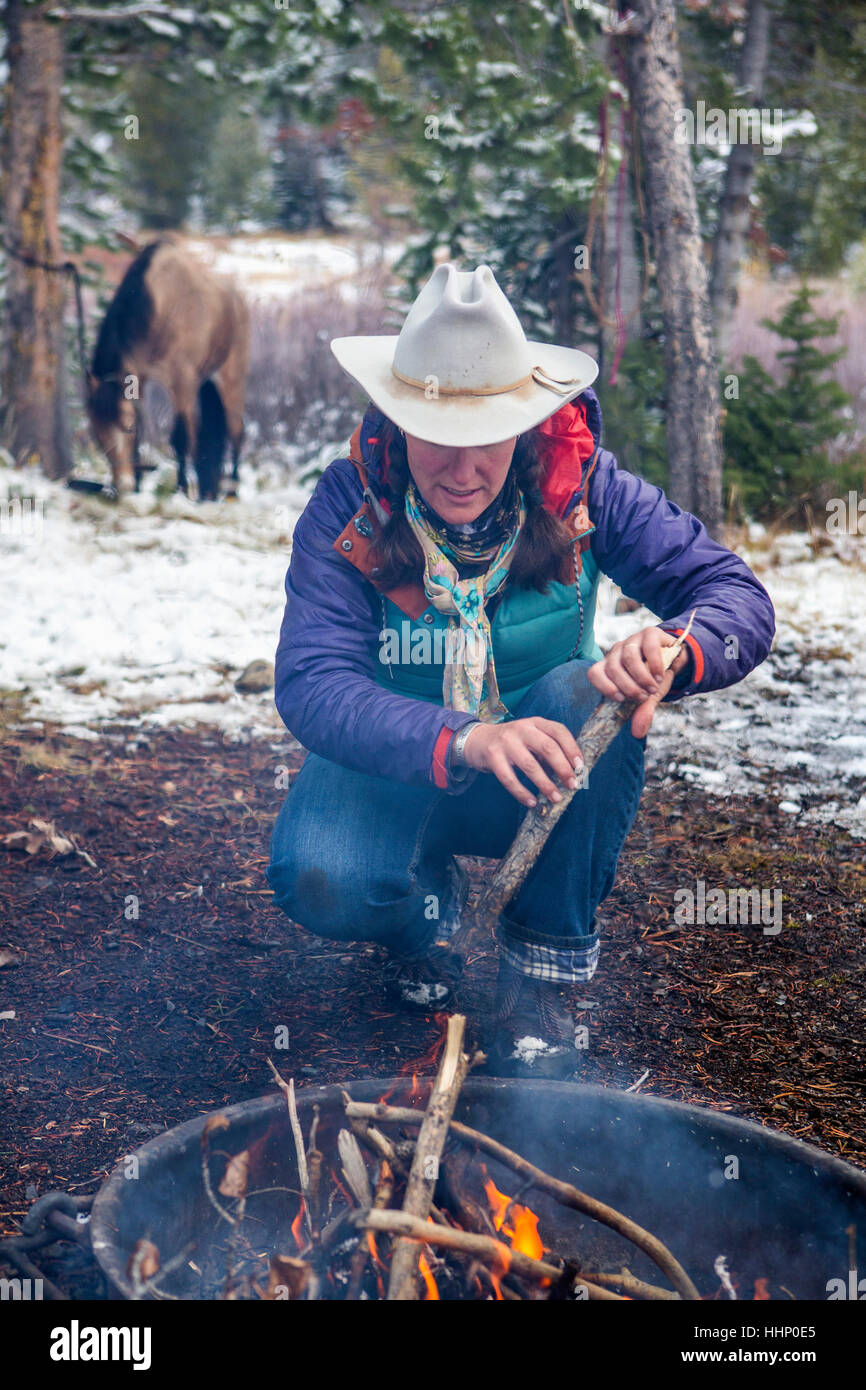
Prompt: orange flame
<box><xmin>419</xmin><ymin>1253</ymin><xmax>440</xmax><ymax>1300</ymax></box>
<box><xmin>510</xmin><ymin>1205</ymin><xmax>543</xmax><ymax>1260</ymax></box>
<box><xmin>754</xmin><ymin>1278</ymin><xmax>771</xmax><ymax>1300</ymax></box>
<box><xmin>379</xmin><ymin>1013</ymin><xmax>452</xmax><ymax>1102</ymax></box>
<box><xmin>483</xmin><ymin>1178</ymin><xmax>544</xmax><ymax>1260</ymax></box>
<box><xmin>291</xmin><ymin>1198</ymin><xmax>306</xmax><ymax>1251</ymax></box>
<box><xmin>484</xmin><ymin>1177</ymin><xmax>511</xmax><ymax>1230</ymax></box>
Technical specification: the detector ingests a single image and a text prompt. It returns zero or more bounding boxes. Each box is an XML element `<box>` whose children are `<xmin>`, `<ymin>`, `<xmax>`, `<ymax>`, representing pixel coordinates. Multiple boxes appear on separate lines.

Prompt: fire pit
<box><xmin>90</xmin><ymin>1069</ymin><xmax>866</xmax><ymax>1301</ymax></box>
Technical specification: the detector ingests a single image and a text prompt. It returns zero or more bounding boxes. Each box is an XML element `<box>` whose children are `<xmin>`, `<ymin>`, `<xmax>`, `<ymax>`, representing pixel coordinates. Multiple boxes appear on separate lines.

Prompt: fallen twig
<box><xmin>626</xmin><ymin>1068</ymin><xmax>651</xmax><ymax>1093</ymax></box>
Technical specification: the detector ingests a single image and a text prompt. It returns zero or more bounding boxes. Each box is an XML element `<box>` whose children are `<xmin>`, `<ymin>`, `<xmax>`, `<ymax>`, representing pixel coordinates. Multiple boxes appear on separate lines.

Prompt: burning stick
<box><xmin>267</xmin><ymin>1059</ymin><xmax>312</xmax><ymax>1243</ymax></box>
<box><xmin>338</xmin><ymin>1129</ymin><xmax>373</xmax><ymax>1208</ymax></box>
<box><xmin>307</xmin><ymin>1106</ymin><xmax>323</xmax><ymax>1242</ymax></box>
<box><xmin>344</xmin><ymin>1100</ymin><xmax>700</xmax><ymax>1301</ymax></box>
<box><xmin>346</xmin><ymin>1160</ymin><xmax>394</xmax><ymax>1302</ymax></box>
<box><xmin>454</xmin><ymin>613</ymin><xmax>696</xmax><ymax>936</ymax></box>
<box><xmin>356</xmin><ymin>1210</ymin><xmax>624</xmax><ymax>1299</ymax></box>
<box><xmin>387</xmin><ymin>1014</ymin><xmax>475</xmax><ymax>1301</ymax></box>
<box><xmin>346</xmin><ymin>1114</ymin><xmax>452</xmax><ymax>1229</ymax></box>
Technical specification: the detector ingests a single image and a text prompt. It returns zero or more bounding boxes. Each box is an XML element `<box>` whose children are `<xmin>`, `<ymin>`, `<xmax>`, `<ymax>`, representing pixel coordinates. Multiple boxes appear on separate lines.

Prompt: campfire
<box><xmin>85</xmin><ymin>1021</ymin><xmax>866</xmax><ymax>1302</ymax></box>
<box><xmin>125</xmin><ymin>1016</ymin><xmax>706</xmax><ymax>1301</ymax></box>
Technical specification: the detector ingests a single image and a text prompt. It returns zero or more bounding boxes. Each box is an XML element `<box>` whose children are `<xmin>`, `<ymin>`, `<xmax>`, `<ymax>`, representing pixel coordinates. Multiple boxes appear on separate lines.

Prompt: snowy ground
<box><xmin>0</xmin><ymin>458</ymin><xmax>308</xmax><ymax>744</ymax></box>
<box><xmin>3</xmin><ymin>460</ymin><xmax>865</xmax><ymax>838</ymax></box>
<box><xmin>182</xmin><ymin>234</ymin><xmax>402</xmax><ymax>303</ymax></box>
<box><xmin>595</xmin><ymin>530</ymin><xmax>866</xmax><ymax>840</ymax></box>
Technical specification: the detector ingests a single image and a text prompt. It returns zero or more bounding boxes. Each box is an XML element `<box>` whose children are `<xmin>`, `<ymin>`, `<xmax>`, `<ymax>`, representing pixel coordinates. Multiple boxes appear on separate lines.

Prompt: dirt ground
<box><xmin>1</xmin><ymin>722</ymin><xmax>864</xmax><ymax>1259</ymax></box>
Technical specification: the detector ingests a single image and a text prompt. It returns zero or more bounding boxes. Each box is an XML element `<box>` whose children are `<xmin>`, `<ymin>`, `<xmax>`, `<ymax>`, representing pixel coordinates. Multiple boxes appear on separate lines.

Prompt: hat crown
<box><xmin>392</xmin><ymin>263</ymin><xmax>533</xmax><ymax>392</ymax></box>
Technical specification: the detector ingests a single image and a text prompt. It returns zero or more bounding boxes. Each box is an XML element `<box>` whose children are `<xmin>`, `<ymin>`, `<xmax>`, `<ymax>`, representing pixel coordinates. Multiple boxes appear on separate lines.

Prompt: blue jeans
<box><xmin>267</xmin><ymin>660</ymin><xmax>645</xmax><ymax>983</ymax></box>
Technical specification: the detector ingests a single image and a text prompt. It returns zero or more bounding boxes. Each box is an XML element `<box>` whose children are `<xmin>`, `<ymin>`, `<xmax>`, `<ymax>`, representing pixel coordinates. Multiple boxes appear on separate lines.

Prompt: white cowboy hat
<box><xmin>330</xmin><ymin>262</ymin><xmax>598</xmax><ymax>448</ymax></box>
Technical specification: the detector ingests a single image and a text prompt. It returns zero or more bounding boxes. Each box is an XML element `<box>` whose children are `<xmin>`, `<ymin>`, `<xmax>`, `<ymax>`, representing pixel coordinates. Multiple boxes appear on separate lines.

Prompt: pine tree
<box><xmin>317</xmin><ymin>2</ymin><xmax>611</xmax><ymax>345</ymax></box>
<box><xmin>117</xmin><ymin>62</ymin><xmax>223</xmax><ymax>230</ymax></box>
<box><xmin>0</xmin><ymin>0</ymin><xmax>331</xmax><ymax>477</ymax></box>
<box><xmin>723</xmin><ymin>283</ymin><xmax>852</xmax><ymax>519</ymax></box>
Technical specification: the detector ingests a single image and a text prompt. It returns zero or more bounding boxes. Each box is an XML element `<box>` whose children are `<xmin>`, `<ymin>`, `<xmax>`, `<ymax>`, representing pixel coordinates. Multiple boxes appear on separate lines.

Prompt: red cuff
<box><xmin>431</xmin><ymin>726</ymin><xmax>453</xmax><ymax>788</ymax></box>
<box><xmin>668</xmin><ymin>628</ymin><xmax>705</xmax><ymax>685</ymax></box>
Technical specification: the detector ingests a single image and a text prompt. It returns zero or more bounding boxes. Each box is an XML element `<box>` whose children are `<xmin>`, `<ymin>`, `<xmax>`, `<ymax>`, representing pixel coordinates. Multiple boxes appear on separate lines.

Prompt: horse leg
<box><xmin>214</xmin><ymin>359</ymin><xmax>247</xmax><ymax>498</ymax></box>
<box><xmin>169</xmin><ymin>373</ymin><xmax>199</xmax><ymax>497</ymax></box>
<box><xmin>170</xmin><ymin>413</ymin><xmax>189</xmax><ymax>494</ymax></box>
<box><xmin>225</xmin><ymin>420</ymin><xmax>244</xmax><ymax>497</ymax></box>
<box><xmin>133</xmin><ymin>408</ymin><xmax>143</xmax><ymax>492</ymax></box>
<box><xmin>231</xmin><ymin>427</ymin><xmax>244</xmax><ymax>485</ymax></box>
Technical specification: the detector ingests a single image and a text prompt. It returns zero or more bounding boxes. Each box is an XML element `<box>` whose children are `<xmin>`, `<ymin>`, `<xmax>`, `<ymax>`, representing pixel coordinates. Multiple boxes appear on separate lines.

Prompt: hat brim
<box><xmin>330</xmin><ymin>336</ymin><xmax>599</xmax><ymax>447</ymax></box>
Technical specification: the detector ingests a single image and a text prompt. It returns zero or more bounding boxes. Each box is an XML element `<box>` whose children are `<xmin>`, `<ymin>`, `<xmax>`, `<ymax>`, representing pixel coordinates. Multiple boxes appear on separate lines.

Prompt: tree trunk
<box><xmin>553</xmin><ymin>212</ymin><xmax>577</xmax><ymax>344</ymax></box>
<box><xmin>620</xmin><ymin>0</ymin><xmax>723</xmax><ymax>537</ymax></box>
<box><xmin>601</xmin><ymin>106</ymin><xmax>642</xmax><ymax>374</ymax></box>
<box><xmin>0</xmin><ymin>0</ymin><xmax>72</xmax><ymax>478</ymax></box>
<box><xmin>710</xmin><ymin>0</ymin><xmax>772</xmax><ymax>362</ymax></box>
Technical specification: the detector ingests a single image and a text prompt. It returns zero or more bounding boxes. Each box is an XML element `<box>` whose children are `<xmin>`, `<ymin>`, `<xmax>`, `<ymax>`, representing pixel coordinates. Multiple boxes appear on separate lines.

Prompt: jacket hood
<box><xmin>351</xmin><ymin>386</ymin><xmax>603</xmax><ymax>520</ymax></box>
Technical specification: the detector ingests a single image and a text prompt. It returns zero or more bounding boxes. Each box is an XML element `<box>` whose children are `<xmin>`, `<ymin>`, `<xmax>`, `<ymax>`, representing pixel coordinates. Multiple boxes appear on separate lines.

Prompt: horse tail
<box><xmin>195</xmin><ymin>380</ymin><xmax>228</xmax><ymax>501</ymax></box>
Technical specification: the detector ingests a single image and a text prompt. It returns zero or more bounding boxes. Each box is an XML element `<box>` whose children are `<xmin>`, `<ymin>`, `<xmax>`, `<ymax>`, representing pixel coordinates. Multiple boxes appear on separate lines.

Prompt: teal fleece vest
<box><xmin>374</xmin><ymin>547</ymin><xmax>603</xmax><ymax>714</ymax></box>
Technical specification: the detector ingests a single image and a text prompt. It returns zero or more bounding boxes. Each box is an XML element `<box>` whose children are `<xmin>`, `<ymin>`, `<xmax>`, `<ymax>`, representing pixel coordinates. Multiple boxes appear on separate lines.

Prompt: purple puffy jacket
<box><xmin>274</xmin><ymin>389</ymin><xmax>775</xmax><ymax>790</ymax></box>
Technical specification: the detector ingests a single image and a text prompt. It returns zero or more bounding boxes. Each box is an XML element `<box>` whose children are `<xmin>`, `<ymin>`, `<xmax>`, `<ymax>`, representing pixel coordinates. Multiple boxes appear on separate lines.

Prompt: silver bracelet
<box><xmin>450</xmin><ymin>720</ymin><xmax>482</xmax><ymax>768</ymax></box>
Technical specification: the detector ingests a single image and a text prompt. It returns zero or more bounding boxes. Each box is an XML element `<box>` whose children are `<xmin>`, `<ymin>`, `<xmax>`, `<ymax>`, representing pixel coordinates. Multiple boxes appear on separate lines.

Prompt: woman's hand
<box><xmin>462</xmin><ymin>717</ymin><xmax>583</xmax><ymax>809</ymax></box>
<box><xmin>588</xmin><ymin>626</ymin><xmax>689</xmax><ymax>739</ymax></box>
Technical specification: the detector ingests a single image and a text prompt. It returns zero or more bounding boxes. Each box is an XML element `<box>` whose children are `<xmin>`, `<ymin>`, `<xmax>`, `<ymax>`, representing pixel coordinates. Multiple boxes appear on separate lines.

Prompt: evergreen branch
<box><xmin>47</xmin><ymin>5</ymin><xmax>202</xmax><ymax>25</ymax></box>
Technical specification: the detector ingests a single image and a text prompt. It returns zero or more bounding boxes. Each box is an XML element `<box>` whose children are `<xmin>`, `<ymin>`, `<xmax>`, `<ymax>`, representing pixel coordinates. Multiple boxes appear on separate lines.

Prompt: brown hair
<box><xmin>368</xmin><ymin>416</ymin><xmax>574</xmax><ymax>593</ymax></box>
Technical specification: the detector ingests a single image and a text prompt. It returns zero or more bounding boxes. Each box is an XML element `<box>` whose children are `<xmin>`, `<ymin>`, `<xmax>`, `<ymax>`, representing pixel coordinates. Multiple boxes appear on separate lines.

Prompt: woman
<box><xmin>267</xmin><ymin>263</ymin><xmax>775</xmax><ymax>1077</ymax></box>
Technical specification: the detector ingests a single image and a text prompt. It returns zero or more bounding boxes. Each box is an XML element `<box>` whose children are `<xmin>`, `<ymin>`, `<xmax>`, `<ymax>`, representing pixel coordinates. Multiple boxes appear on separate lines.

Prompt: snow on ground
<box><xmin>2</xmin><ymin>466</ymin><xmax>865</xmax><ymax>837</ymax></box>
<box><xmin>0</xmin><ymin>459</ymin><xmax>313</xmax><ymax>745</ymax></box>
<box><xmin>595</xmin><ymin>528</ymin><xmax>866</xmax><ymax>839</ymax></box>
<box><xmin>182</xmin><ymin>234</ymin><xmax>402</xmax><ymax>303</ymax></box>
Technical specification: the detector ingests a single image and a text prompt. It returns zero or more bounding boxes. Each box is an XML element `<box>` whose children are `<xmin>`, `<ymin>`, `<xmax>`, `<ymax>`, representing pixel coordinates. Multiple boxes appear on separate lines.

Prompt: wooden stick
<box><xmin>344</xmin><ymin>1100</ymin><xmax>700</xmax><ymax>1301</ymax></box>
<box><xmin>359</xmin><ymin>1210</ymin><xmax>624</xmax><ymax>1299</ymax></box>
<box><xmin>267</xmin><ymin>1059</ymin><xmax>311</xmax><ymax>1239</ymax></box>
<box><xmin>346</xmin><ymin>1160</ymin><xmax>393</xmax><ymax>1301</ymax></box>
<box><xmin>387</xmin><ymin>1014</ymin><xmax>471</xmax><ymax>1300</ymax></box>
<box><xmin>579</xmin><ymin>1267</ymin><xmax>681</xmax><ymax>1301</ymax></box>
<box><xmin>346</xmin><ymin>1116</ymin><xmax>451</xmax><ymax>1229</ymax></box>
<box><xmin>476</xmin><ymin>614</ymin><xmax>695</xmax><ymax>918</ymax></box>
<box><xmin>338</xmin><ymin>1128</ymin><xmax>373</xmax><ymax>1209</ymax></box>
<box><xmin>306</xmin><ymin>1105</ymin><xmax>323</xmax><ymax>1242</ymax></box>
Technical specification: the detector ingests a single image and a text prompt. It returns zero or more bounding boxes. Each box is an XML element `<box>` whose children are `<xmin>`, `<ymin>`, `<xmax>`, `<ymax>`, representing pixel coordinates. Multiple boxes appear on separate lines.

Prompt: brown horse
<box><xmin>86</xmin><ymin>236</ymin><xmax>250</xmax><ymax>499</ymax></box>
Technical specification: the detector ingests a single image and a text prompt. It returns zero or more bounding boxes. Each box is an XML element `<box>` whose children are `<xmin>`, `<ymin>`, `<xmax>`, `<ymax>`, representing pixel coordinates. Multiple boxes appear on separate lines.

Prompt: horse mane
<box><xmin>89</xmin><ymin>240</ymin><xmax>164</xmax><ymax>422</ymax></box>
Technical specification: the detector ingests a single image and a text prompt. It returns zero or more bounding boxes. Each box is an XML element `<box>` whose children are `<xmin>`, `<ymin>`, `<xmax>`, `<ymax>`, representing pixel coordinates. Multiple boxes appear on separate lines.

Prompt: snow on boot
<box><xmin>382</xmin><ymin>943</ymin><xmax>463</xmax><ymax>1011</ymax></box>
<box><xmin>485</xmin><ymin>958</ymin><xmax>581</xmax><ymax>1078</ymax></box>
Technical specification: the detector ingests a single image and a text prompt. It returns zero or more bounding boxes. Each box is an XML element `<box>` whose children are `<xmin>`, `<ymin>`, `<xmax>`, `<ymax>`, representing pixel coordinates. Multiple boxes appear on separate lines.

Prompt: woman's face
<box><xmin>404</xmin><ymin>432</ymin><xmax>518</xmax><ymax>523</ymax></box>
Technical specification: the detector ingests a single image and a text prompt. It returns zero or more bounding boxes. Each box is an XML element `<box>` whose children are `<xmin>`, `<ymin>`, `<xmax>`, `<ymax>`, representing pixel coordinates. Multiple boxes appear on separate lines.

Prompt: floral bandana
<box><xmin>404</xmin><ymin>480</ymin><xmax>526</xmax><ymax>721</ymax></box>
